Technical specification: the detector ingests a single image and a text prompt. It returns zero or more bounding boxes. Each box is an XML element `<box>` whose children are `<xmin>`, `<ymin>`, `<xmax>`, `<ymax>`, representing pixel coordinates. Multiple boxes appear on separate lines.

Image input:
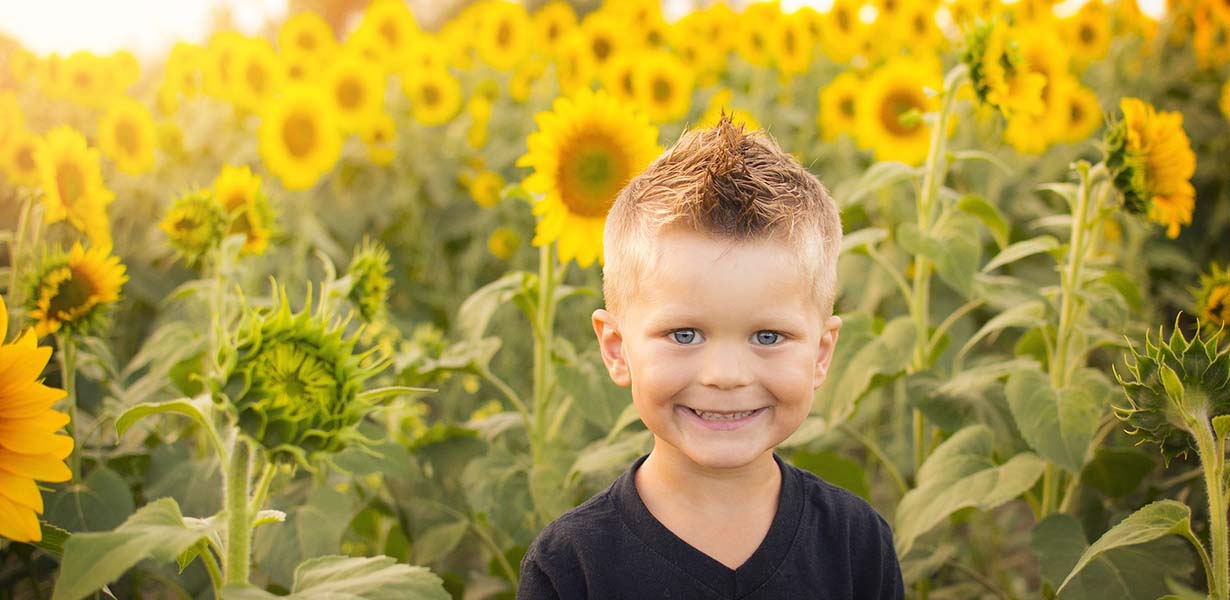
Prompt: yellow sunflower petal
<box><xmin>0</xmin><ymin>410</ymin><xmax>70</xmax><ymax>434</ymax></box>
<box><xmin>0</xmin><ymin>493</ymin><xmax>41</xmax><ymax>542</ymax></box>
<box><xmin>0</xmin><ymin>449</ymin><xmax>71</xmax><ymax>482</ymax></box>
<box><xmin>0</xmin><ymin>470</ymin><xmax>43</xmax><ymax>513</ymax></box>
<box><xmin>0</xmin><ymin>431</ymin><xmax>74</xmax><ymax>458</ymax></box>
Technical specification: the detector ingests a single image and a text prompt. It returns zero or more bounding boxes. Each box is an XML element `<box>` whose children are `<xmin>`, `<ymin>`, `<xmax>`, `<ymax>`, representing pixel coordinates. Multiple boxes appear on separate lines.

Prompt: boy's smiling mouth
<box><xmin>678</xmin><ymin>405</ymin><xmax>770</xmax><ymax>427</ymax></box>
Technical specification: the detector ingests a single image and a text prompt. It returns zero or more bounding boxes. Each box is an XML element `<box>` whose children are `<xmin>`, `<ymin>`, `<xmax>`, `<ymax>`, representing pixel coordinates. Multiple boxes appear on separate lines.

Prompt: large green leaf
<box><xmin>791</xmin><ymin>450</ymin><xmax>870</xmax><ymax>501</ymax></box>
<box><xmin>1057</xmin><ymin>501</ymin><xmax>1200</xmax><ymax>595</ymax></box>
<box><xmin>980</xmin><ymin>235</ymin><xmax>1059</xmax><ymax>273</ymax></box>
<box><xmin>956</xmin><ymin>194</ymin><xmax>1010</xmax><ymax>249</ymax></box>
<box><xmin>1081</xmin><ymin>448</ymin><xmax>1155</xmax><ymax>498</ymax></box>
<box><xmin>115</xmin><ymin>396</ymin><xmax>222</xmax><ymax>458</ymax></box>
<box><xmin>554</xmin><ymin>351</ymin><xmax>625</xmax><ymax>432</ymax></box>
<box><xmin>833</xmin><ymin>161</ymin><xmax>921</xmax><ymax>209</ymax></box>
<box><xmin>1005</xmin><ymin>367</ymin><xmax>1103</xmax><ymax>473</ymax></box>
<box><xmin>221</xmin><ymin>555</ymin><xmax>450</xmax><ymax>600</ymax></box>
<box><xmin>45</xmin><ymin>467</ymin><xmax>135</xmax><ymax>534</ymax></box>
<box><xmin>894</xmin><ymin>425</ymin><xmax>1044</xmax><ymax>555</ymax></box>
<box><xmin>52</xmin><ymin>498</ymin><xmax>209</xmax><ymax>600</ymax></box>
<box><xmin>1032</xmin><ymin>512</ymin><xmax>1195</xmax><ymax>600</ymax></box>
<box><xmin>413</xmin><ymin>520</ymin><xmax>470</xmax><ymax>565</ymax></box>
<box><xmin>831</xmin><ymin>316</ymin><xmax>915</xmax><ymax>418</ymax></box>
<box><xmin>898</xmin><ymin>215</ymin><xmax>982</xmax><ymax>298</ymax></box>
<box><xmin>455</xmin><ymin>271</ymin><xmax>533</xmax><ymax>341</ymax></box>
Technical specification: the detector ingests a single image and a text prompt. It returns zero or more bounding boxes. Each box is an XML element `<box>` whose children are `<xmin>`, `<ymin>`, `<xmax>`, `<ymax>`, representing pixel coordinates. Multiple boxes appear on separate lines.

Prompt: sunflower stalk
<box><xmin>909</xmin><ymin>64</ymin><xmax>967</xmax><ymax>473</ymax></box>
<box><xmin>56</xmin><ymin>336</ymin><xmax>80</xmax><ymax>482</ymax></box>
<box><xmin>5</xmin><ymin>195</ymin><xmax>34</xmax><ymax>328</ymax></box>
<box><xmin>224</xmin><ymin>435</ymin><xmax>253</xmax><ymax>586</ymax></box>
<box><xmin>1193</xmin><ymin>417</ymin><xmax>1228</xmax><ymax>600</ymax></box>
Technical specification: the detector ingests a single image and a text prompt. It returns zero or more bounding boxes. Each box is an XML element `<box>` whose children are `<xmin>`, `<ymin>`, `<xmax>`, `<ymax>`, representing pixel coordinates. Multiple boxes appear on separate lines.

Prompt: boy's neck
<box><xmin>636</xmin><ymin>441</ymin><xmax>781</xmax><ymax>515</ymax></box>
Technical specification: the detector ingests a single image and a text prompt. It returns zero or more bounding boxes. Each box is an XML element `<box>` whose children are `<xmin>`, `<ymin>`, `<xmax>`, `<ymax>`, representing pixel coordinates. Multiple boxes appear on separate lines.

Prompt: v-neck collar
<box><xmin>613</xmin><ymin>452</ymin><xmax>804</xmax><ymax>598</ymax></box>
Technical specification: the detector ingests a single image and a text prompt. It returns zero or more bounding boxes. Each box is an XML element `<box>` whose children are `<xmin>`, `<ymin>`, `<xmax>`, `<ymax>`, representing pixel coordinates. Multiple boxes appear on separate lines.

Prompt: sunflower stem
<box><xmin>6</xmin><ymin>195</ymin><xmax>33</xmax><ymax>325</ymax></box>
<box><xmin>224</xmin><ymin>436</ymin><xmax>253</xmax><ymax>586</ymax></box>
<box><xmin>57</xmin><ymin>336</ymin><xmax>80</xmax><ymax>482</ymax></box>
<box><xmin>1194</xmin><ymin>419</ymin><xmax>1229</xmax><ymax>600</ymax></box>
<box><xmin>530</xmin><ymin>242</ymin><xmax>559</xmax><ymax>525</ymax></box>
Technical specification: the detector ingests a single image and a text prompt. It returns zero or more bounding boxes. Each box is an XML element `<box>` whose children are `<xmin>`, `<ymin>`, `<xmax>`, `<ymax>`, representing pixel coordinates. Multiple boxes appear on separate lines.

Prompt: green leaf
<box><xmin>413</xmin><ymin>520</ymin><xmax>470</xmax><ymax>565</ymax></box>
<box><xmin>1081</xmin><ymin>448</ymin><xmax>1155</xmax><ymax>498</ymax></box>
<box><xmin>456</xmin><ymin>271</ymin><xmax>533</xmax><ymax>340</ymax></box>
<box><xmin>51</xmin><ymin>498</ymin><xmax>209</xmax><ymax>600</ymax></box>
<box><xmin>894</xmin><ymin>425</ymin><xmax>1044</xmax><ymax>555</ymax></box>
<box><xmin>554</xmin><ymin>353</ymin><xmax>625</xmax><ymax>432</ymax></box>
<box><xmin>791</xmin><ymin>450</ymin><xmax>870</xmax><ymax>500</ymax></box>
<box><xmin>46</xmin><ymin>467</ymin><xmax>135</xmax><ymax>533</ymax></box>
<box><xmin>1033</xmin><ymin>513</ymin><xmax>1194</xmax><ymax>600</ymax></box>
<box><xmin>115</xmin><ymin>396</ymin><xmax>218</xmax><ymax>446</ymax></box>
<box><xmin>571</xmin><ymin>431</ymin><xmax>653</xmax><ymax>482</ymax></box>
<box><xmin>221</xmin><ymin>555</ymin><xmax>450</xmax><ymax>600</ymax></box>
<box><xmin>1101</xmin><ymin>270</ymin><xmax>1144</xmax><ymax>312</ymax></box>
<box><xmin>1038</xmin><ymin>182</ymin><xmax>1079</xmax><ymax>211</ymax></box>
<box><xmin>958</xmin><ymin>301</ymin><xmax>1046</xmax><ymax>360</ymax></box>
<box><xmin>1005</xmin><ymin>367</ymin><xmax>1103</xmax><ymax>473</ymax></box>
<box><xmin>956</xmin><ymin>195</ymin><xmax>1010</xmax><ymax>250</ymax></box>
<box><xmin>832</xmin><ymin>317</ymin><xmax>915</xmax><ymax>413</ymax></box>
<box><xmin>1056</xmin><ymin>501</ymin><xmax>1198</xmax><ymax>595</ymax></box>
<box><xmin>981</xmin><ymin>235</ymin><xmax>1059</xmax><ymax>273</ymax></box>
<box><xmin>530</xmin><ymin>459</ymin><xmax>574</xmax><ymax>523</ymax></box>
<box><xmin>1215</xmin><ymin>415</ymin><xmax>1230</xmax><ymax>443</ymax></box>
<box><xmin>899</xmin><ymin>216</ymin><xmax>982</xmax><ymax>298</ymax></box>
<box><xmin>840</xmin><ymin>227</ymin><xmax>889</xmax><ymax>254</ymax></box>
<box><xmin>949</xmin><ymin>149</ymin><xmax>1013</xmax><ymax>175</ymax></box>
<box><xmin>33</xmin><ymin>522</ymin><xmax>72</xmax><ymax>557</ymax></box>
<box><xmin>834</xmin><ymin>161</ymin><xmax>921</xmax><ymax>209</ymax></box>
<box><xmin>356</xmin><ymin>386</ymin><xmax>435</xmax><ymax>405</ymax></box>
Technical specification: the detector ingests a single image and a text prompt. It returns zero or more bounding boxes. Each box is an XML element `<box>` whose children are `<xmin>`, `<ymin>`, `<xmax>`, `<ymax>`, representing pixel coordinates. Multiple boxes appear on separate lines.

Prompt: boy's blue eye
<box><xmin>756</xmin><ymin>331</ymin><xmax>782</xmax><ymax>345</ymax></box>
<box><xmin>671</xmin><ymin>329</ymin><xmax>699</xmax><ymax>344</ymax></box>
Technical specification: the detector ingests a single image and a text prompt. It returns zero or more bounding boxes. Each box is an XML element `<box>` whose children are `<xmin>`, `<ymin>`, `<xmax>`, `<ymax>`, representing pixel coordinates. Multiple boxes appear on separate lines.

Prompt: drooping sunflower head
<box><xmin>212</xmin><ymin>165</ymin><xmax>274</xmax><ymax>256</ymax></box>
<box><xmin>98</xmin><ymin>97</ymin><xmax>157</xmax><ymax>175</ymax></box>
<box><xmin>516</xmin><ymin>87</ymin><xmax>661</xmax><ymax>268</ymax></box>
<box><xmin>1103</xmin><ymin>97</ymin><xmax>1196</xmax><ymax>239</ymax></box>
<box><xmin>218</xmin><ymin>287</ymin><xmax>385</xmax><ymax>464</ymax></box>
<box><xmin>1194</xmin><ymin>263</ymin><xmax>1230</xmax><ymax>329</ymax></box>
<box><xmin>0</xmin><ymin>294</ymin><xmax>72</xmax><ymax>543</ymax></box>
<box><xmin>962</xmin><ymin>18</ymin><xmax>1047</xmax><ymax>120</ymax></box>
<box><xmin>346</xmin><ymin>239</ymin><xmax>393</xmax><ymax>323</ymax></box>
<box><xmin>1114</xmin><ymin>317</ymin><xmax>1230</xmax><ymax>464</ymax></box>
<box><xmin>258</xmin><ymin>84</ymin><xmax>343</xmax><ymax>191</ymax></box>
<box><xmin>160</xmin><ymin>188</ymin><xmax>228</xmax><ymax>266</ymax></box>
<box><xmin>26</xmin><ymin>242</ymin><xmax>127</xmax><ymax>339</ymax></box>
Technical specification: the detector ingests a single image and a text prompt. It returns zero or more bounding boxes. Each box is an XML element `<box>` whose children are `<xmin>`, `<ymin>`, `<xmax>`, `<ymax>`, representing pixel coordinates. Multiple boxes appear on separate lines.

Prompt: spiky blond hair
<box><xmin>602</xmin><ymin>114</ymin><xmax>842</xmax><ymax>318</ymax></box>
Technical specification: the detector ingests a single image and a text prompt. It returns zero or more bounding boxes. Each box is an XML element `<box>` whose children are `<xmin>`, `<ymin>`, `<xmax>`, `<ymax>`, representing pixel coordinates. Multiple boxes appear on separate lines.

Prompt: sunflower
<box><xmin>962</xmin><ymin>19</ymin><xmax>1046</xmax><ymax>121</ymax></box>
<box><xmin>633</xmin><ymin>50</ymin><xmax>695</xmax><ymax>124</ymax></box>
<box><xmin>599</xmin><ymin>50</ymin><xmax>639</xmax><ymax>106</ymax></box>
<box><xmin>325</xmin><ymin>53</ymin><xmax>384</xmax><ymax>135</ymax></box>
<box><xmin>231</xmin><ymin>39</ymin><xmax>285</xmax><ymax>114</ymax></box>
<box><xmin>889</xmin><ymin>2</ymin><xmax>944</xmax><ymax>55</ymax></box>
<box><xmin>401</xmin><ymin>67</ymin><xmax>462</xmax><ymax>127</ymax></box>
<box><xmin>579</xmin><ymin>13</ymin><xmax>626</xmax><ymax>72</ymax></box>
<box><xmin>2</xmin><ymin>129</ymin><xmax>42</xmax><ymax>188</ymax></box>
<box><xmin>203</xmin><ymin>32</ymin><xmax>245</xmax><ymax>100</ymax></box>
<box><xmin>466</xmin><ymin>96</ymin><xmax>492</xmax><ymax>150</ymax></box>
<box><xmin>35</xmin><ymin>53</ymin><xmax>66</xmax><ymax>100</ymax></box>
<box><xmin>476</xmin><ymin>1</ymin><xmax>532</xmax><ymax>71</ymax></box>
<box><xmin>362</xmin><ymin>113</ymin><xmax>397</xmax><ymax>166</ymax></box>
<box><xmin>165</xmin><ymin>42</ymin><xmax>206</xmax><ymax>97</ymax></box>
<box><xmin>35</xmin><ymin>127</ymin><xmax>114</xmax><ymax>250</ymax></box>
<box><xmin>697</xmin><ymin>88</ymin><xmax>762</xmax><ymax>132</ymax></box>
<box><xmin>736</xmin><ymin>3</ymin><xmax>780</xmax><ymax>67</ymax></box>
<box><xmin>1105</xmin><ymin>97</ymin><xmax>1196</xmax><ymax>239</ymax></box>
<box><xmin>0</xmin><ymin>294</ymin><xmax>71</xmax><ymax>543</ymax></box>
<box><xmin>212</xmin><ymin>165</ymin><xmax>273</xmax><ymax>256</ymax></box>
<box><xmin>1056</xmin><ymin>83</ymin><xmax>1102</xmax><ymax>144</ymax></box>
<box><xmin>772</xmin><ymin>11</ymin><xmax>815</xmax><ymax>76</ymax></box>
<box><xmin>856</xmin><ymin>57</ymin><xmax>941</xmax><ymax>165</ymax></box>
<box><xmin>160</xmin><ymin>189</ymin><xmax>228</xmax><ymax>266</ymax></box>
<box><xmin>534</xmin><ymin>1</ymin><xmax>578</xmax><ymax>54</ymax></box>
<box><xmin>517</xmin><ymin>88</ymin><xmax>660</xmax><ymax>268</ymax></box>
<box><xmin>346</xmin><ymin>239</ymin><xmax>392</xmax><ymax>322</ymax></box>
<box><xmin>97</xmin><ymin>98</ymin><xmax>157</xmax><ymax>175</ymax></box>
<box><xmin>259</xmin><ymin>85</ymin><xmax>342</xmax><ymax>191</ymax></box>
<box><xmin>818</xmin><ymin>71</ymin><xmax>861</xmax><ymax>141</ymax></box>
<box><xmin>278</xmin><ymin>10</ymin><xmax>337</xmax><ymax>62</ymax></box>
<box><xmin>27</xmin><ymin>242</ymin><xmax>127</xmax><ymax>338</ymax></box>
<box><xmin>1194</xmin><ymin>263</ymin><xmax>1230</xmax><ymax>328</ymax></box>
<box><xmin>60</xmin><ymin>51</ymin><xmax>108</xmax><ymax>107</ymax></box>
<box><xmin>355</xmin><ymin>0</ymin><xmax>420</xmax><ymax>72</ymax></box>
<box><xmin>553</xmin><ymin>32</ymin><xmax>596</xmax><ymax>96</ymax></box>
<box><xmin>487</xmin><ymin>226</ymin><xmax>522</xmax><ymax>261</ymax></box>
<box><xmin>1002</xmin><ymin>25</ymin><xmax>1073</xmax><ymax>153</ymax></box>
<box><xmin>1063</xmin><ymin>0</ymin><xmax>1111</xmax><ymax>68</ymax></box>
<box><xmin>467</xmin><ymin>169</ymin><xmax>505</xmax><ymax>208</ymax></box>
<box><xmin>108</xmin><ymin>51</ymin><xmax>140</xmax><ymax>93</ymax></box>
<box><xmin>817</xmin><ymin>0</ymin><xmax>865</xmax><ymax>64</ymax></box>
<box><xmin>0</xmin><ymin>92</ymin><xmax>22</xmax><ymax>148</ymax></box>
<box><xmin>668</xmin><ymin>16</ymin><xmax>726</xmax><ymax>87</ymax></box>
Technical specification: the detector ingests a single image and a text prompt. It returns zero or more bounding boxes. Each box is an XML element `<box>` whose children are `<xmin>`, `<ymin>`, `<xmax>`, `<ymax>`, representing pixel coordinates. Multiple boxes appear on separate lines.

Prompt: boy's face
<box><xmin>592</xmin><ymin>228</ymin><xmax>842</xmax><ymax>471</ymax></box>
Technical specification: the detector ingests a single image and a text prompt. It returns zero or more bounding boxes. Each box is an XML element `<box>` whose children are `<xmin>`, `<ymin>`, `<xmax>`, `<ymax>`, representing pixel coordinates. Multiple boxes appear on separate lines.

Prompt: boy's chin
<box><xmin>671</xmin><ymin>441</ymin><xmax>776</xmax><ymax>472</ymax></box>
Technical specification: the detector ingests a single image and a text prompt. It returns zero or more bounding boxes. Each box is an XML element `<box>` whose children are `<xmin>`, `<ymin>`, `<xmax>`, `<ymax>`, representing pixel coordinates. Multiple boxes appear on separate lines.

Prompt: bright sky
<box><xmin>3</xmin><ymin>0</ymin><xmax>1168</xmax><ymax>57</ymax></box>
<box><xmin>0</xmin><ymin>0</ymin><xmax>286</xmax><ymax>57</ymax></box>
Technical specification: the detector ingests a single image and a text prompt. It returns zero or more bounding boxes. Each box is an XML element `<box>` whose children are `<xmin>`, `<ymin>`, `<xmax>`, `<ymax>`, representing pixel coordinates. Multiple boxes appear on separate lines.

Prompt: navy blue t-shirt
<box><xmin>518</xmin><ymin>452</ymin><xmax>904</xmax><ymax>599</ymax></box>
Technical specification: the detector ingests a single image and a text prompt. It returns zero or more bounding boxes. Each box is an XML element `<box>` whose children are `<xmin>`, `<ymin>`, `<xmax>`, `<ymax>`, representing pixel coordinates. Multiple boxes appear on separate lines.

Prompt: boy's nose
<box><xmin>696</xmin><ymin>345</ymin><xmax>754</xmax><ymax>390</ymax></box>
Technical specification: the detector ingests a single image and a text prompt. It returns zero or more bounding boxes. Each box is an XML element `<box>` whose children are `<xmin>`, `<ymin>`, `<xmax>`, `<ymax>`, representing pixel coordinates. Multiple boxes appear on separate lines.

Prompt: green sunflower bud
<box><xmin>1114</xmin><ymin>317</ymin><xmax>1230</xmax><ymax>464</ymax></box>
<box><xmin>346</xmin><ymin>239</ymin><xmax>392</xmax><ymax>322</ymax></box>
<box><xmin>219</xmin><ymin>286</ymin><xmax>386</xmax><ymax>464</ymax></box>
<box><xmin>161</xmin><ymin>189</ymin><xmax>228</xmax><ymax>266</ymax></box>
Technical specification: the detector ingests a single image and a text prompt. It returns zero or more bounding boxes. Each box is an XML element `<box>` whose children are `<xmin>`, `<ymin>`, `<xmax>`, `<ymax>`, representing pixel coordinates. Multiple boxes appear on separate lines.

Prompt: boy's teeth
<box><xmin>691</xmin><ymin>408</ymin><xmax>757</xmax><ymax>421</ymax></box>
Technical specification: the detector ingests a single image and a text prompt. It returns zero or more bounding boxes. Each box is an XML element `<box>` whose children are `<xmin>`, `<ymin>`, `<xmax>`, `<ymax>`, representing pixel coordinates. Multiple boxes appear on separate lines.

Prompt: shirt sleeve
<box><xmin>517</xmin><ymin>546</ymin><xmax>562</xmax><ymax>600</ymax></box>
<box><xmin>872</xmin><ymin>515</ymin><xmax>905</xmax><ymax>600</ymax></box>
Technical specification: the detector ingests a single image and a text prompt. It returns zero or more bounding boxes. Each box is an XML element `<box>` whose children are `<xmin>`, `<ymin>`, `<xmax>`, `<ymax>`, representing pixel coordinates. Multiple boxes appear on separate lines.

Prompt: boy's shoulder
<box><xmin>786</xmin><ymin>458</ymin><xmax>895</xmax><ymax>541</ymax></box>
<box><xmin>524</xmin><ymin>468</ymin><xmax>625</xmax><ymax>560</ymax></box>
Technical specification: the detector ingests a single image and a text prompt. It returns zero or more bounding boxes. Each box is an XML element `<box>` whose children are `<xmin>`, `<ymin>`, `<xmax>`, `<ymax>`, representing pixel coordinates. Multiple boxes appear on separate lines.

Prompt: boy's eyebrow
<box><xmin>643</xmin><ymin>309</ymin><xmax>809</xmax><ymax>331</ymax></box>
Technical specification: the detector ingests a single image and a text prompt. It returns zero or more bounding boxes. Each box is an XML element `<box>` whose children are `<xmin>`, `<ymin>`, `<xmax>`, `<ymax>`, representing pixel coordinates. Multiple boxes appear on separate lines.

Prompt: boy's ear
<box><xmin>812</xmin><ymin>315</ymin><xmax>843</xmax><ymax>390</ymax></box>
<box><xmin>592</xmin><ymin>308</ymin><xmax>631</xmax><ymax>387</ymax></box>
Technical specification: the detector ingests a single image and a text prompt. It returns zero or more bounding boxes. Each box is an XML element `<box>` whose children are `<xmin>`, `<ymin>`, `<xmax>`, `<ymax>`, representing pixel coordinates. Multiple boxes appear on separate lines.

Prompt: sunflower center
<box><xmin>497</xmin><ymin>20</ymin><xmax>512</xmax><ymax>48</ymax></box>
<box><xmin>422</xmin><ymin>84</ymin><xmax>441</xmax><ymax>107</ymax></box>
<box><xmin>784</xmin><ymin>30</ymin><xmax>796</xmax><ymax>54</ymax></box>
<box><xmin>1079</xmin><ymin>24</ymin><xmax>1095</xmax><ymax>45</ymax></box>
<box><xmin>558</xmin><ymin>134</ymin><xmax>627</xmax><ymax>218</ymax></box>
<box><xmin>338</xmin><ymin>77</ymin><xmax>364</xmax><ymax>110</ymax></box>
<box><xmin>839</xmin><ymin>96</ymin><xmax>855</xmax><ymax>118</ymax></box>
<box><xmin>283</xmin><ymin>111</ymin><xmax>318</xmax><ymax>158</ymax></box>
<box><xmin>1207</xmin><ymin>285</ymin><xmax>1230</xmax><ymax>324</ymax></box>
<box><xmin>1070</xmin><ymin>101</ymin><xmax>1084</xmax><ymax>123</ymax></box>
<box><xmin>116</xmin><ymin>119</ymin><xmax>140</xmax><ymax>156</ymax></box>
<box><xmin>379</xmin><ymin>21</ymin><xmax>400</xmax><ymax>48</ymax></box>
<box><xmin>16</xmin><ymin>145</ymin><xmax>35</xmax><ymax>173</ymax></box>
<box><xmin>56</xmin><ymin>161</ymin><xmax>85</xmax><ymax>205</ymax></box>
<box><xmin>546</xmin><ymin>22</ymin><xmax>560</xmax><ymax>42</ymax></box>
<box><xmin>297</xmin><ymin>32</ymin><xmax>317</xmax><ymax>52</ymax></box>
<box><xmin>592</xmin><ymin>36</ymin><xmax>612</xmax><ymax>62</ymax></box>
<box><xmin>836</xmin><ymin>8</ymin><xmax>851</xmax><ymax>31</ymax></box>
<box><xmin>652</xmin><ymin>77</ymin><xmax>673</xmax><ymax>103</ymax></box>
<box><xmin>621</xmin><ymin>72</ymin><xmax>634</xmax><ymax>95</ymax></box>
<box><xmin>223</xmin><ymin>192</ymin><xmax>247</xmax><ymax>212</ymax></box>
<box><xmin>48</xmin><ymin>268</ymin><xmax>94</xmax><ymax>318</ymax></box>
<box><xmin>74</xmin><ymin>71</ymin><xmax>92</xmax><ymax>91</ymax></box>
<box><xmin>879</xmin><ymin>89</ymin><xmax>923</xmax><ymax>136</ymax></box>
<box><xmin>247</xmin><ymin>62</ymin><xmax>270</xmax><ymax>96</ymax></box>
<box><xmin>914</xmin><ymin>14</ymin><xmax>927</xmax><ymax>34</ymax></box>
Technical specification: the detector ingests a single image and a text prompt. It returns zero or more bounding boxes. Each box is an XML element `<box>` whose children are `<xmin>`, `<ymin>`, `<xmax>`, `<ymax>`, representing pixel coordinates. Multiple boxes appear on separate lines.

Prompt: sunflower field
<box><xmin>0</xmin><ymin>0</ymin><xmax>1229</xmax><ymax>597</ymax></box>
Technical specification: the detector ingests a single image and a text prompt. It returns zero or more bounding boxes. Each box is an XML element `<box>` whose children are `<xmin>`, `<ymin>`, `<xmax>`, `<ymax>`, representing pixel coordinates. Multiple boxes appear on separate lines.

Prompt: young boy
<box><xmin>517</xmin><ymin>116</ymin><xmax>904</xmax><ymax>599</ymax></box>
